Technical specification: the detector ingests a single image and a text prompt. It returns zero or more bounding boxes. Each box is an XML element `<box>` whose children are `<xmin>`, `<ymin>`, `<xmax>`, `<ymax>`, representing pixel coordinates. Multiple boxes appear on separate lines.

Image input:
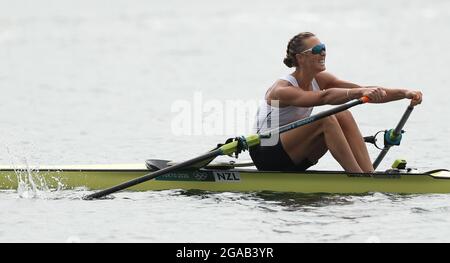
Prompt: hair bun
<box><xmin>283</xmin><ymin>57</ymin><xmax>294</xmax><ymax>68</ymax></box>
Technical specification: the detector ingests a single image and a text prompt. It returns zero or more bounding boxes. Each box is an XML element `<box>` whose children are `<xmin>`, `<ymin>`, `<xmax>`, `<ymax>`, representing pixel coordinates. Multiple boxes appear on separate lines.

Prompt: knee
<box><xmin>320</xmin><ymin>115</ymin><xmax>339</xmax><ymax>129</ymax></box>
<box><xmin>336</xmin><ymin>110</ymin><xmax>353</xmax><ymax>119</ymax></box>
<box><xmin>336</xmin><ymin>110</ymin><xmax>356</xmax><ymax>123</ymax></box>
<box><xmin>336</xmin><ymin>110</ymin><xmax>358</xmax><ymax>127</ymax></box>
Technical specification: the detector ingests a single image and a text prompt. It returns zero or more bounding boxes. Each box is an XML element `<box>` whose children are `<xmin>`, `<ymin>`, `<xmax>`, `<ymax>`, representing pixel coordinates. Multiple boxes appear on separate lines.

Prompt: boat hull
<box><xmin>1</xmin><ymin>165</ymin><xmax>450</xmax><ymax>194</ymax></box>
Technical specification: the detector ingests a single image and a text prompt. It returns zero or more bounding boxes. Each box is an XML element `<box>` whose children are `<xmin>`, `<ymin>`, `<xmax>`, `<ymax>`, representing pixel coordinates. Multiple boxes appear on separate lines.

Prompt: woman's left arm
<box><xmin>364</xmin><ymin>86</ymin><xmax>422</xmax><ymax>106</ymax></box>
<box><xmin>316</xmin><ymin>72</ymin><xmax>423</xmax><ymax>106</ymax></box>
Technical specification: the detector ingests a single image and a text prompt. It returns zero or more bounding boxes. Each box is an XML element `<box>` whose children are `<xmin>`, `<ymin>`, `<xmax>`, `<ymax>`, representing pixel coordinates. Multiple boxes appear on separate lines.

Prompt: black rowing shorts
<box><xmin>249</xmin><ymin>138</ymin><xmax>317</xmax><ymax>171</ymax></box>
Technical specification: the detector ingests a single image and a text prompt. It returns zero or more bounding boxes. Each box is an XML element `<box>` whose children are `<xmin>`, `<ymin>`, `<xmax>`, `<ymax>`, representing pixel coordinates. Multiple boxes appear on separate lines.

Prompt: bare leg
<box><xmin>280</xmin><ymin>116</ymin><xmax>363</xmax><ymax>173</ymax></box>
<box><xmin>305</xmin><ymin>133</ymin><xmax>328</xmax><ymax>163</ymax></box>
<box><xmin>335</xmin><ymin>111</ymin><xmax>374</xmax><ymax>172</ymax></box>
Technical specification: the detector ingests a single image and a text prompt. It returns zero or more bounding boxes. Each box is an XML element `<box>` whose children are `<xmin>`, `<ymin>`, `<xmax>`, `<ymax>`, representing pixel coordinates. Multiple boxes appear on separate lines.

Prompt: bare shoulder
<box><xmin>266</xmin><ymin>79</ymin><xmax>293</xmax><ymax>100</ymax></box>
<box><xmin>275</xmin><ymin>78</ymin><xmax>293</xmax><ymax>88</ymax></box>
<box><xmin>315</xmin><ymin>71</ymin><xmax>339</xmax><ymax>90</ymax></box>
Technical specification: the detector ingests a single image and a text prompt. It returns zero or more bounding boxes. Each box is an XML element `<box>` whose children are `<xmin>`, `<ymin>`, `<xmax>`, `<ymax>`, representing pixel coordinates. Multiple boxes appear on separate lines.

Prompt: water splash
<box><xmin>6</xmin><ymin>147</ymin><xmax>65</xmax><ymax>199</ymax></box>
<box><xmin>13</xmin><ymin>160</ymin><xmax>49</xmax><ymax>199</ymax></box>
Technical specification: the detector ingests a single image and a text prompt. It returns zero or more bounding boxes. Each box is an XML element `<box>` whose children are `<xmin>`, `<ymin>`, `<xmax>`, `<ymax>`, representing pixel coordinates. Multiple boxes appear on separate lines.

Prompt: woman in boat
<box><xmin>250</xmin><ymin>32</ymin><xmax>422</xmax><ymax>173</ymax></box>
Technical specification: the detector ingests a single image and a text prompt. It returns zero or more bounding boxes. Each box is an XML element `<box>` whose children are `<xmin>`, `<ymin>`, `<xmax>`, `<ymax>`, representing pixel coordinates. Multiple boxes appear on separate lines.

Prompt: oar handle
<box><xmin>360</xmin><ymin>96</ymin><xmax>370</xmax><ymax>103</ymax></box>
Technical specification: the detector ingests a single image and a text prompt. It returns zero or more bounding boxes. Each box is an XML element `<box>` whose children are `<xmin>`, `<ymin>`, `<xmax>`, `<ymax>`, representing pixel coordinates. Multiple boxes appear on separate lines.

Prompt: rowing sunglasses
<box><xmin>301</xmin><ymin>43</ymin><xmax>326</xmax><ymax>55</ymax></box>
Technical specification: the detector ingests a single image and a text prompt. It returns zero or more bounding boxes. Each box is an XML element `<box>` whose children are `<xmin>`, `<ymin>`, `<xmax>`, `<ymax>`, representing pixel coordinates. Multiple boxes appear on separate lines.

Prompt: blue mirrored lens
<box><xmin>312</xmin><ymin>44</ymin><xmax>326</xmax><ymax>54</ymax></box>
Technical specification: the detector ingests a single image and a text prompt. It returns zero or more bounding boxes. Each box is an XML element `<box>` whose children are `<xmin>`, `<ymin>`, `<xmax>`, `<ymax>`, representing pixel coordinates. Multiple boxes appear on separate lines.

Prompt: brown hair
<box><xmin>283</xmin><ymin>32</ymin><xmax>315</xmax><ymax>68</ymax></box>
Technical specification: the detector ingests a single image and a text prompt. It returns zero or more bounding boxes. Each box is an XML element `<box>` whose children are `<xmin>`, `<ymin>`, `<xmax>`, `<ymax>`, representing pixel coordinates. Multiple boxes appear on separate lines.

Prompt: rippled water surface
<box><xmin>2</xmin><ymin>189</ymin><xmax>450</xmax><ymax>242</ymax></box>
<box><xmin>1</xmin><ymin>0</ymin><xmax>450</xmax><ymax>242</ymax></box>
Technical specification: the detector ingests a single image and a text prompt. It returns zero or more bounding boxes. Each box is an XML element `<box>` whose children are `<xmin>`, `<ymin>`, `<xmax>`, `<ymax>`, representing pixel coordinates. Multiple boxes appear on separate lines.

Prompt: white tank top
<box><xmin>254</xmin><ymin>75</ymin><xmax>320</xmax><ymax>133</ymax></box>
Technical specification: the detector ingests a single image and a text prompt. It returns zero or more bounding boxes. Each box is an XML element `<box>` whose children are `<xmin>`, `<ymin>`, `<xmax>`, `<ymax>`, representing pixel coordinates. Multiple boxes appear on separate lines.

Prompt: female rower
<box><xmin>250</xmin><ymin>32</ymin><xmax>422</xmax><ymax>173</ymax></box>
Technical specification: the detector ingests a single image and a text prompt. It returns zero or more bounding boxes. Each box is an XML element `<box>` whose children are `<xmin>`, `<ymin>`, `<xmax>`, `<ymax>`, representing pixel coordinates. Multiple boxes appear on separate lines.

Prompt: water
<box><xmin>2</xmin><ymin>190</ymin><xmax>450</xmax><ymax>242</ymax></box>
<box><xmin>1</xmin><ymin>0</ymin><xmax>450</xmax><ymax>242</ymax></box>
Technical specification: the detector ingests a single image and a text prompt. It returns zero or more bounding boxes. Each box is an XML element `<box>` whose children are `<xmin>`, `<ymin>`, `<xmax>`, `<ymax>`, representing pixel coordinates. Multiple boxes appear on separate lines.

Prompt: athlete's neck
<box><xmin>292</xmin><ymin>69</ymin><xmax>315</xmax><ymax>90</ymax></box>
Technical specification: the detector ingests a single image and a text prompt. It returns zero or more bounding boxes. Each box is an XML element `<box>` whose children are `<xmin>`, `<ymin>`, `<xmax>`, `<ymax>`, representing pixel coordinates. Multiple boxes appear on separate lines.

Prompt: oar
<box><xmin>372</xmin><ymin>105</ymin><xmax>414</xmax><ymax>169</ymax></box>
<box><xmin>84</xmin><ymin>96</ymin><xmax>369</xmax><ymax>199</ymax></box>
